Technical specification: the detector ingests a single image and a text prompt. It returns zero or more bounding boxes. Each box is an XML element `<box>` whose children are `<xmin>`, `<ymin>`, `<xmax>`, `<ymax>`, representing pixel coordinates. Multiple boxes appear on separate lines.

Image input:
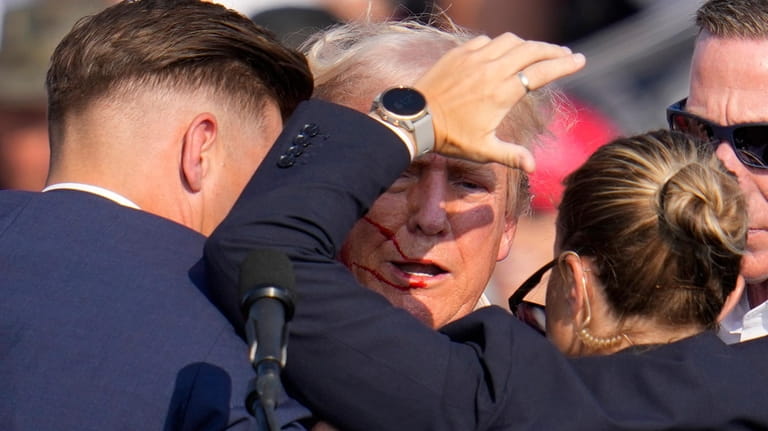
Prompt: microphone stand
<box><xmin>246</xmin><ymin>361</ymin><xmax>281</xmax><ymax>431</ymax></box>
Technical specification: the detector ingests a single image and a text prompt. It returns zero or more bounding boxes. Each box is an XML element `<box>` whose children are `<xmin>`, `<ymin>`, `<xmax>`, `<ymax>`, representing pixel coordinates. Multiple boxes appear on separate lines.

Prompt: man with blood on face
<box><xmin>302</xmin><ymin>20</ymin><xmax>555</xmax><ymax>328</ymax></box>
<box><xmin>339</xmin><ymin>153</ymin><xmax>515</xmax><ymax>327</ymax></box>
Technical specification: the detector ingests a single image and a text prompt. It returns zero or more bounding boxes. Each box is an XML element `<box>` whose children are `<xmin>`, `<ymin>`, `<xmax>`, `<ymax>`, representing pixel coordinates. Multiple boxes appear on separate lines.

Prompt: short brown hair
<box><xmin>558</xmin><ymin>130</ymin><xmax>746</xmax><ymax>330</ymax></box>
<box><xmin>696</xmin><ymin>0</ymin><xmax>768</xmax><ymax>38</ymax></box>
<box><xmin>46</xmin><ymin>0</ymin><xmax>312</xmax><ymax>150</ymax></box>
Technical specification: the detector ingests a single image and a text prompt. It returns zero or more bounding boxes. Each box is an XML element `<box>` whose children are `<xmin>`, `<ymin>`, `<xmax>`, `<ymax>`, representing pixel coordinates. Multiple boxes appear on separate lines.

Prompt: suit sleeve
<box><xmin>205</xmin><ymin>100</ymin><xmax>627</xmax><ymax>430</ymax></box>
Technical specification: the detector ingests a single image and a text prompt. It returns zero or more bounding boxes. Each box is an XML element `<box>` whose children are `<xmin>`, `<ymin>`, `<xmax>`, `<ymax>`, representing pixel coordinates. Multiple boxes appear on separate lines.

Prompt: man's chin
<box><xmin>742</xmin><ymin>249</ymin><xmax>768</xmax><ymax>285</ymax></box>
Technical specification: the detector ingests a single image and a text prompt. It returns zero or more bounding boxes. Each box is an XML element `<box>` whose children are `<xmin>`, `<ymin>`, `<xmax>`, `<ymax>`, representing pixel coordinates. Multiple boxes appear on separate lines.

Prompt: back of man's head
<box><xmin>46</xmin><ymin>0</ymin><xmax>312</xmax><ymax>158</ymax></box>
<box><xmin>44</xmin><ymin>0</ymin><xmax>312</xmax><ymax>235</ymax></box>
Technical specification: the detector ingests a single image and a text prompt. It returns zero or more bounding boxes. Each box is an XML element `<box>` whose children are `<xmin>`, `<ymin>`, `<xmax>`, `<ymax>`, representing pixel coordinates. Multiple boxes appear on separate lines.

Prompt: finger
<box><xmin>490</xmin><ymin>51</ymin><xmax>585</xmax><ymax>99</ymax></box>
<box><xmin>440</xmin><ymin>136</ymin><xmax>536</xmax><ymax>172</ymax></box>
<box><xmin>480</xmin><ymin>44</ymin><xmax>579</xmax><ymax>95</ymax></box>
<box><xmin>460</xmin><ymin>35</ymin><xmax>493</xmax><ymax>51</ymax></box>
<box><xmin>481</xmin><ymin>137</ymin><xmax>536</xmax><ymax>172</ymax></box>
<box><xmin>469</xmin><ymin>32</ymin><xmax>525</xmax><ymax>58</ymax></box>
<box><xmin>494</xmin><ymin>40</ymin><xmax>577</xmax><ymax>76</ymax></box>
<box><xmin>470</xmin><ymin>54</ymin><xmax>582</xmax><ymax>110</ymax></box>
<box><xmin>515</xmin><ymin>53</ymin><xmax>586</xmax><ymax>91</ymax></box>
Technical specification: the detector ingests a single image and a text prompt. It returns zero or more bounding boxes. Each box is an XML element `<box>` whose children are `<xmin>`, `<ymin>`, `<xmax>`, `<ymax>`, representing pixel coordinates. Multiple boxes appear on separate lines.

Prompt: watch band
<box><xmin>368</xmin><ymin>115</ymin><xmax>419</xmax><ymax>159</ymax></box>
<box><xmin>411</xmin><ymin>110</ymin><xmax>434</xmax><ymax>156</ymax></box>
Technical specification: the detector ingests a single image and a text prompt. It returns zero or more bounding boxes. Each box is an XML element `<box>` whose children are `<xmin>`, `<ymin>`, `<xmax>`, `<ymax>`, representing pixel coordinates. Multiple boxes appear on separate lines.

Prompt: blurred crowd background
<box><xmin>0</xmin><ymin>0</ymin><xmax>704</xmax><ymax>305</ymax></box>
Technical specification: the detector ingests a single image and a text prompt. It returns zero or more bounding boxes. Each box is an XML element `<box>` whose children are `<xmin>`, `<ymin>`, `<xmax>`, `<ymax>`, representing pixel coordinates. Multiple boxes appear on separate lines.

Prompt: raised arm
<box><xmin>415</xmin><ymin>33</ymin><xmax>583</xmax><ymax>171</ymax></box>
<box><xmin>205</xmin><ymin>99</ymin><xmax>599</xmax><ymax>429</ymax></box>
<box><xmin>206</xmin><ymin>31</ymin><xmax>768</xmax><ymax>430</ymax></box>
<box><xmin>204</xmin><ymin>34</ymin><xmax>594</xmax><ymax>430</ymax></box>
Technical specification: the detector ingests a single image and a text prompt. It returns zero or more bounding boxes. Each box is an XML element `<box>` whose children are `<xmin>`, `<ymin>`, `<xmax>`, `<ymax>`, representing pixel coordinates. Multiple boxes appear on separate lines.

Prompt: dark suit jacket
<box><xmin>206</xmin><ymin>99</ymin><xmax>768</xmax><ymax>430</ymax></box>
<box><xmin>0</xmin><ymin>189</ymin><xmax>304</xmax><ymax>430</ymax></box>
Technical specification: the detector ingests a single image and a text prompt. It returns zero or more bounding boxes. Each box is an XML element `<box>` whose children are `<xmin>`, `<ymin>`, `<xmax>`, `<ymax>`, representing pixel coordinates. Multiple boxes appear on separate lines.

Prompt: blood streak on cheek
<box><xmin>352</xmin><ymin>263</ymin><xmax>415</xmax><ymax>291</ymax></box>
<box><xmin>363</xmin><ymin>216</ymin><xmax>409</xmax><ymax>259</ymax></box>
<box><xmin>352</xmin><ymin>218</ymin><xmax>428</xmax><ymax>289</ymax></box>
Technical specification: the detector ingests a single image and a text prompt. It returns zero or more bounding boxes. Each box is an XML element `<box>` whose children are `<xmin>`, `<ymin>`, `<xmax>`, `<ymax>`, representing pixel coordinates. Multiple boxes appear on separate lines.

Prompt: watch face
<box><xmin>381</xmin><ymin>87</ymin><xmax>426</xmax><ymax>116</ymax></box>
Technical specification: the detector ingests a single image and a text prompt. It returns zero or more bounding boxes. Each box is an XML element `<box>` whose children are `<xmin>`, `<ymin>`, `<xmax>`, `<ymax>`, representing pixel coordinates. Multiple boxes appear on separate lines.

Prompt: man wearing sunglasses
<box><xmin>666</xmin><ymin>0</ymin><xmax>768</xmax><ymax>344</ymax></box>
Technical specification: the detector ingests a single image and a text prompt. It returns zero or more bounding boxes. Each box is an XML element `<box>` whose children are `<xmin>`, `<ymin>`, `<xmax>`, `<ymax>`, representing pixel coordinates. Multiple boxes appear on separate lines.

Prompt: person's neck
<box><xmin>597</xmin><ymin>320</ymin><xmax>703</xmax><ymax>355</ymax></box>
<box><xmin>48</xmin><ymin>165</ymin><xmax>198</xmax><ymax>233</ymax></box>
<box><xmin>747</xmin><ymin>280</ymin><xmax>768</xmax><ymax>308</ymax></box>
<box><xmin>47</xmin><ymin>165</ymin><xmax>137</xmax><ymax>204</ymax></box>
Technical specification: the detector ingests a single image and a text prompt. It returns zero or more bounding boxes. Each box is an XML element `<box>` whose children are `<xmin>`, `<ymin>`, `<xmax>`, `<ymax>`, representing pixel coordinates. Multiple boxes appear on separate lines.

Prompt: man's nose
<box><xmin>407</xmin><ymin>177</ymin><xmax>450</xmax><ymax>236</ymax></box>
<box><xmin>715</xmin><ymin>140</ymin><xmax>749</xmax><ymax>177</ymax></box>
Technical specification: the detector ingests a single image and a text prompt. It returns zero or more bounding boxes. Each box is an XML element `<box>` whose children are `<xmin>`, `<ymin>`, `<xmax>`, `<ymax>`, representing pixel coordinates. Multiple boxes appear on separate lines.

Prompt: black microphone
<box><xmin>238</xmin><ymin>249</ymin><xmax>296</xmax><ymax>430</ymax></box>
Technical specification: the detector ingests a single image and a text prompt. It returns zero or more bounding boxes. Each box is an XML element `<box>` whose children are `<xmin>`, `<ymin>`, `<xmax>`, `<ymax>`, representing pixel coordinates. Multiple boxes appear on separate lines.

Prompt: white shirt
<box><xmin>474</xmin><ymin>293</ymin><xmax>491</xmax><ymax>310</ymax></box>
<box><xmin>42</xmin><ymin>182</ymin><xmax>140</xmax><ymax>210</ymax></box>
<box><xmin>718</xmin><ymin>293</ymin><xmax>768</xmax><ymax>344</ymax></box>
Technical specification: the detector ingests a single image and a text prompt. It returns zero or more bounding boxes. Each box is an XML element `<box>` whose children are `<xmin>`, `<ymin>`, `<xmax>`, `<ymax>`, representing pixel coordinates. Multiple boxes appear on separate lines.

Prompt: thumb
<box><xmin>436</xmin><ymin>135</ymin><xmax>536</xmax><ymax>172</ymax></box>
<box><xmin>483</xmin><ymin>137</ymin><xmax>536</xmax><ymax>173</ymax></box>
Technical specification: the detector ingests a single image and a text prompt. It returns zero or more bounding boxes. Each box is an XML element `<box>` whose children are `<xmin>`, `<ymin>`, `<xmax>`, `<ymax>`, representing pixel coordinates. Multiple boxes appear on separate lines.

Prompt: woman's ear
<box><xmin>717</xmin><ymin>275</ymin><xmax>745</xmax><ymax>323</ymax></box>
<box><xmin>558</xmin><ymin>252</ymin><xmax>589</xmax><ymax>321</ymax></box>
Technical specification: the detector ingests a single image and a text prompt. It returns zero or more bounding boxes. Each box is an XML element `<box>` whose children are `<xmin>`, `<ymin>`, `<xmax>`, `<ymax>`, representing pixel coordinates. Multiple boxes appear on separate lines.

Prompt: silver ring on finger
<box><xmin>517</xmin><ymin>71</ymin><xmax>531</xmax><ymax>94</ymax></box>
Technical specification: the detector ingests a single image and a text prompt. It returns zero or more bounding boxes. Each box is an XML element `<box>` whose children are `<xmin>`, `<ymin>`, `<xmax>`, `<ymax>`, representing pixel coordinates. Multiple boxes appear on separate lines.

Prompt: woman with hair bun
<box><xmin>516</xmin><ymin>129</ymin><xmax>748</xmax><ymax>356</ymax></box>
<box><xmin>210</xmin><ymin>86</ymin><xmax>768</xmax><ymax>428</ymax></box>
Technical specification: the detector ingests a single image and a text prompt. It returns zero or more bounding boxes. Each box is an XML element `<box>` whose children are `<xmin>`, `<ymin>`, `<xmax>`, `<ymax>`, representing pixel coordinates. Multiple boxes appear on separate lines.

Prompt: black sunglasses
<box><xmin>507</xmin><ymin>260</ymin><xmax>553</xmax><ymax>336</ymax></box>
<box><xmin>666</xmin><ymin>98</ymin><xmax>768</xmax><ymax>169</ymax></box>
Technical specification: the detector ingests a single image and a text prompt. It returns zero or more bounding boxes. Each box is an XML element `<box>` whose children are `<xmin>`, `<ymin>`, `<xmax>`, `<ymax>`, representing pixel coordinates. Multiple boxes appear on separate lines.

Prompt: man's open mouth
<box><xmin>393</xmin><ymin>261</ymin><xmax>447</xmax><ymax>277</ymax></box>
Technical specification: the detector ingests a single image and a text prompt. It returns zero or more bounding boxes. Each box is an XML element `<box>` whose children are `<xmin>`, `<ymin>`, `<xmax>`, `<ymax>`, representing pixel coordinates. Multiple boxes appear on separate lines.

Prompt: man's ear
<box><xmin>495</xmin><ymin>217</ymin><xmax>518</xmax><ymax>261</ymax></box>
<box><xmin>181</xmin><ymin>113</ymin><xmax>217</xmax><ymax>193</ymax></box>
<box><xmin>718</xmin><ymin>275</ymin><xmax>745</xmax><ymax>323</ymax></box>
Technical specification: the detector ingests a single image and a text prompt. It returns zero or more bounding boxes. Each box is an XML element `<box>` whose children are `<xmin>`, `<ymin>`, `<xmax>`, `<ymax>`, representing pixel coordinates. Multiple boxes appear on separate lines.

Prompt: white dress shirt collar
<box><xmin>718</xmin><ymin>292</ymin><xmax>768</xmax><ymax>344</ymax></box>
<box><xmin>42</xmin><ymin>182</ymin><xmax>140</xmax><ymax>210</ymax></box>
<box><xmin>474</xmin><ymin>293</ymin><xmax>491</xmax><ymax>310</ymax></box>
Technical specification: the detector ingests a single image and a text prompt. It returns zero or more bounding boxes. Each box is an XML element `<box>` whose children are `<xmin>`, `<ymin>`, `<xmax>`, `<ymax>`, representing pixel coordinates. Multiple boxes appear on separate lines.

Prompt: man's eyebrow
<box><xmin>407</xmin><ymin>157</ymin><xmax>500</xmax><ymax>183</ymax></box>
<box><xmin>446</xmin><ymin>160</ymin><xmax>499</xmax><ymax>181</ymax></box>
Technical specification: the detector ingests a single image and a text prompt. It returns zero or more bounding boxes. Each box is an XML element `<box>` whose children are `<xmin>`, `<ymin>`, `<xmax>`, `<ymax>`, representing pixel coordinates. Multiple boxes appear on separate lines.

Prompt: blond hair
<box><xmin>558</xmin><ymin>130</ymin><xmax>746</xmax><ymax>329</ymax></box>
<box><xmin>301</xmin><ymin>19</ymin><xmax>560</xmax><ymax>217</ymax></box>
